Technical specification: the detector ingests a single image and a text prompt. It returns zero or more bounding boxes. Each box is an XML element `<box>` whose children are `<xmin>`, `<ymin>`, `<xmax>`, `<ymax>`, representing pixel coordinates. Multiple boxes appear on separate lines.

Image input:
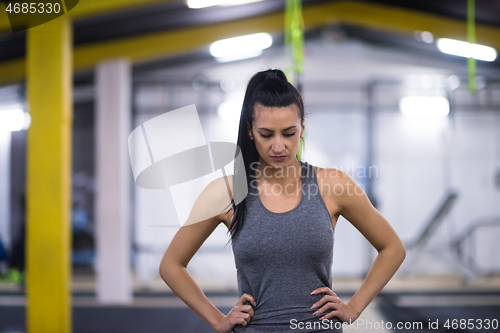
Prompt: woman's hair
<box><xmin>225</xmin><ymin>68</ymin><xmax>306</xmax><ymax>245</ymax></box>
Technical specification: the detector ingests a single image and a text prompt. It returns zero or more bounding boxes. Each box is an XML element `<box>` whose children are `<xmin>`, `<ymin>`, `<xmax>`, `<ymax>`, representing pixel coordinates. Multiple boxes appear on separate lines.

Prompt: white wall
<box><xmin>376</xmin><ymin>111</ymin><xmax>500</xmax><ymax>275</ymax></box>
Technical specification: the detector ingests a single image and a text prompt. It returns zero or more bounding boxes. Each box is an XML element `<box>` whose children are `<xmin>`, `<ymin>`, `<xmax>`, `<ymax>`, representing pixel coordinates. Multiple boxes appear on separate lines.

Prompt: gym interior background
<box><xmin>0</xmin><ymin>0</ymin><xmax>499</xmax><ymax>332</ymax></box>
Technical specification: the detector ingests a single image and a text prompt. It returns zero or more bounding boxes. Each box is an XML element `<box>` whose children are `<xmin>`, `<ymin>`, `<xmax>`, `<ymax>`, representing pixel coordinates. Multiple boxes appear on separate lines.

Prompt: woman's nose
<box><xmin>272</xmin><ymin>137</ymin><xmax>285</xmax><ymax>153</ymax></box>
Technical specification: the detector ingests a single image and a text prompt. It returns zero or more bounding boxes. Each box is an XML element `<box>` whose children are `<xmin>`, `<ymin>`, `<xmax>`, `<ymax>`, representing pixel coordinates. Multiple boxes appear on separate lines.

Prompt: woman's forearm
<box><xmin>160</xmin><ymin>260</ymin><xmax>225</xmax><ymax>330</ymax></box>
<box><xmin>345</xmin><ymin>244</ymin><xmax>406</xmax><ymax>317</ymax></box>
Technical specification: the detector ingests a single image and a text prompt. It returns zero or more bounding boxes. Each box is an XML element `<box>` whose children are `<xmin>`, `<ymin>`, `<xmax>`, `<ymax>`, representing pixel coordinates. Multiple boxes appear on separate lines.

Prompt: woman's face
<box><xmin>247</xmin><ymin>103</ymin><xmax>305</xmax><ymax>168</ymax></box>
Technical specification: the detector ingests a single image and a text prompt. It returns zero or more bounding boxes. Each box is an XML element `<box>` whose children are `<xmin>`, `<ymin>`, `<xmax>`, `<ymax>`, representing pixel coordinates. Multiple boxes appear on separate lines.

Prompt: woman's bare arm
<box><xmin>160</xmin><ymin>217</ymin><xmax>226</xmax><ymax>329</ymax></box>
<box><xmin>333</xmin><ymin>170</ymin><xmax>406</xmax><ymax>318</ymax></box>
<box><xmin>159</xmin><ymin>177</ymin><xmax>233</xmax><ymax>331</ymax></box>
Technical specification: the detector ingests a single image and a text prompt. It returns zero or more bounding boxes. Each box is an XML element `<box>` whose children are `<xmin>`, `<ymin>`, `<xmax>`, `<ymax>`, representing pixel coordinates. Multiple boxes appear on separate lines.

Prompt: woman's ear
<box><xmin>300</xmin><ymin>119</ymin><xmax>305</xmax><ymax>138</ymax></box>
<box><xmin>247</xmin><ymin>122</ymin><xmax>254</xmax><ymax>140</ymax></box>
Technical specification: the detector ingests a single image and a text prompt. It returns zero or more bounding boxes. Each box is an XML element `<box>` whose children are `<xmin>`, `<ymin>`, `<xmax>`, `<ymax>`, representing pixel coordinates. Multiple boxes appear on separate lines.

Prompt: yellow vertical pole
<box><xmin>26</xmin><ymin>15</ymin><xmax>73</xmax><ymax>333</ymax></box>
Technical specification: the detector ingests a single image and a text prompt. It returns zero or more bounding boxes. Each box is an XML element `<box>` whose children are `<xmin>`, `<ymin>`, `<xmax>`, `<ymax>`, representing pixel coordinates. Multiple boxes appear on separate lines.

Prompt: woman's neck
<box><xmin>254</xmin><ymin>157</ymin><xmax>302</xmax><ymax>187</ymax></box>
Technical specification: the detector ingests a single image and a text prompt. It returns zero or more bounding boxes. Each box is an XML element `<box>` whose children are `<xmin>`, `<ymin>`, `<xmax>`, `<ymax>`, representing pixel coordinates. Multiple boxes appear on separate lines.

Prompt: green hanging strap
<box><xmin>468</xmin><ymin>0</ymin><xmax>476</xmax><ymax>94</ymax></box>
<box><xmin>285</xmin><ymin>0</ymin><xmax>304</xmax><ymax>88</ymax></box>
<box><xmin>285</xmin><ymin>0</ymin><xmax>305</xmax><ymax>160</ymax></box>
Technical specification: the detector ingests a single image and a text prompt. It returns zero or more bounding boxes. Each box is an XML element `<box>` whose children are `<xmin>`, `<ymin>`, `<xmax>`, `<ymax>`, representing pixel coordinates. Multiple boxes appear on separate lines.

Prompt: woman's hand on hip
<box><xmin>310</xmin><ymin>287</ymin><xmax>359</xmax><ymax>323</ymax></box>
<box><xmin>215</xmin><ymin>293</ymin><xmax>256</xmax><ymax>333</ymax></box>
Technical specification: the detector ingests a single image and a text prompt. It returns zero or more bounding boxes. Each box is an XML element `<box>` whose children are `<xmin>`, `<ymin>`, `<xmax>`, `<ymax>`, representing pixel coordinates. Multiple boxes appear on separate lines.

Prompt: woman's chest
<box><xmin>232</xmin><ymin>203</ymin><xmax>334</xmax><ymax>266</ymax></box>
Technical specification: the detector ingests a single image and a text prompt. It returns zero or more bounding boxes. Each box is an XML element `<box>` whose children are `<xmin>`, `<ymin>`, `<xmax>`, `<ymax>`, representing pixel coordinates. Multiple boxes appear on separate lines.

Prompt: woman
<box><xmin>159</xmin><ymin>69</ymin><xmax>406</xmax><ymax>333</ymax></box>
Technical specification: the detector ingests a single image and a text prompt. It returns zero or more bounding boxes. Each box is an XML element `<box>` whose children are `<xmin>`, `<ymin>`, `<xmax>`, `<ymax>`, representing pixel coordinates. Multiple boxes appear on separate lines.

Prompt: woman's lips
<box><xmin>271</xmin><ymin>156</ymin><xmax>286</xmax><ymax>162</ymax></box>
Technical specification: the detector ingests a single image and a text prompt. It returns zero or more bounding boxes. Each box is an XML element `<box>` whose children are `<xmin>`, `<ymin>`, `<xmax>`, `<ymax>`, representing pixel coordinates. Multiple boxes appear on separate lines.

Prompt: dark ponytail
<box><xmin>224</xmin><ymin>69</ymin><xmax>306</xmax><ymax>246</ymax></box>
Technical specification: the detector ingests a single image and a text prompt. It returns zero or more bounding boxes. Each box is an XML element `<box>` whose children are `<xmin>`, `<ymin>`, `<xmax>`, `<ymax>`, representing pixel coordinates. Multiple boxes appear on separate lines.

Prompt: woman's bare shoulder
<box><xmin>312</xmin><ymin>165</ymin><xmax>358</xmax><ymax>225</ymax></box>
<box><xmin>205</xmin><ymin>174</ymin><xmax>233</xmax><ymax>194</ymax></box>
<box><xmin>202</xmin><ymin>174</ymin><xmax>234</xmax><ymax>228</ymax></box>
<box><xmin>312</xmin><ymin>165</ymin><xmax>367</xmax><ymax>212</ymax></box>
<box><xmin>313</xmin><ymin>165</ymin><xmax>348</xmax><ymax>186</ymax></box>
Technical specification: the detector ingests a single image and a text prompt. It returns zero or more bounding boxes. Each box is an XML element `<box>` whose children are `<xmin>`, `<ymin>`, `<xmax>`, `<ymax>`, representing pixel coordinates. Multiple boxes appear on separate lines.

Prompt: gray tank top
<box><xmin>231</xmin><ymin>160</ymin><xmax>343</xmax><ymax>332</ymax></box>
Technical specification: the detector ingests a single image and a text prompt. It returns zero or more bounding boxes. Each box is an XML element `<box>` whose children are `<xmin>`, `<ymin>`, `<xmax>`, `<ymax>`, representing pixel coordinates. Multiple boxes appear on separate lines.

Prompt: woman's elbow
<box><xmin>383</xmin><ymin>238</ymin><xmax>406</xmax><ymax>264</ymax></box>
<box><xmin>159</xmin><ymin>261</ymin><xmax>168</xmax><ymax>283</ymax></box>
<box><xmin>159</xmin><ymin>256</ymin><xmax>178</xmax><ymax>283</ymax></box>
<box><xmin>396</xmin><ymin>240</ymin><xmax>406</xmax><ymax>264</ymax></box>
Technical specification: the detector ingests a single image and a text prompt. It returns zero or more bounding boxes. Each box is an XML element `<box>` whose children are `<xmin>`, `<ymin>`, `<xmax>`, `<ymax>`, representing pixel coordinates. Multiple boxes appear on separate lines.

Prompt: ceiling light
<box><xmin>420</xmin><ymin>31</ymin><xmax>434</xmax><ymax>44</ymax></box>
<box><xmin>0</xmin><ymin>103</ymin><xmax>30</xmax><ymax>131</ymax></box>
<box><xmin>414</xmin><ymin>30</ymin><xmax>434</xmax><ymax>44</ymax></box>
<box><xmin>215</xmin><ymin>50</ymin><xmax>263</xmax><ymax>63</ymax></box>
<box><xmin>210</xmin><ymin>33</ymin><xmax>272</xmax><ymax>62</ymax></box>
<box><xmin>436</xmin><ymin>38</ymin><xmax>497</xmax><ymax>62</ymax></box>
<box><xmin>399</xmin><ymin>96</ymin><xmax>450</xmax><ymax>117</ymax></box>
<box><xmin>187</xmin><ymin>0</ymin><xmax>263</xmax><ymax>9</ymax></box>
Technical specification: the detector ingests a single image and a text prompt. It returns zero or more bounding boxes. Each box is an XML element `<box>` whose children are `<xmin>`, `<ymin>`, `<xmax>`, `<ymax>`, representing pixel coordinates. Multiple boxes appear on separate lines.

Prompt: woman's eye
<box><xmin>259</xmin><ymin>133</ymin><xmax>295</xmax><ymax>138</ymax></box>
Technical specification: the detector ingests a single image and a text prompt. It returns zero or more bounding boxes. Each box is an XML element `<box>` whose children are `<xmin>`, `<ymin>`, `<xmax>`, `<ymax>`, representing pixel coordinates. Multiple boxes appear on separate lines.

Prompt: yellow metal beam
<box><xmin>0</xmin><ymin>0</ymin><xmax>176</xmax><ymax>33</ymax></box>
<box><xmin>0</xmin><ymin>1</ymin><xmax>10</xmax><ymax>32</ymax></box>
<box><xmin>2</xmin><ymin>1</ymin><xmax>500</xmax><ymax>85</ymax></box>
<box><xmin>0</xmin><ymin>58</ymin><xmax>25</xmax><ymax>85</ymax></box>
<box><xmin>302</xmin><ymin>1</ymin><xmax>500</xmax><ymax>45</ymax></box>
<box><xmin>68</xmin><ymin>0</ymin><xmax>175</xmax><ymax>20</ymax></box>
<box><xmin>73</xmin><ymin>10</ymin><xmax>284</xmax><ymax>71</ymax></box>
<box><xmin>26</xmin><ymin>15</ymin><xmax>73</xmax><ymax>333</ymax></box>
